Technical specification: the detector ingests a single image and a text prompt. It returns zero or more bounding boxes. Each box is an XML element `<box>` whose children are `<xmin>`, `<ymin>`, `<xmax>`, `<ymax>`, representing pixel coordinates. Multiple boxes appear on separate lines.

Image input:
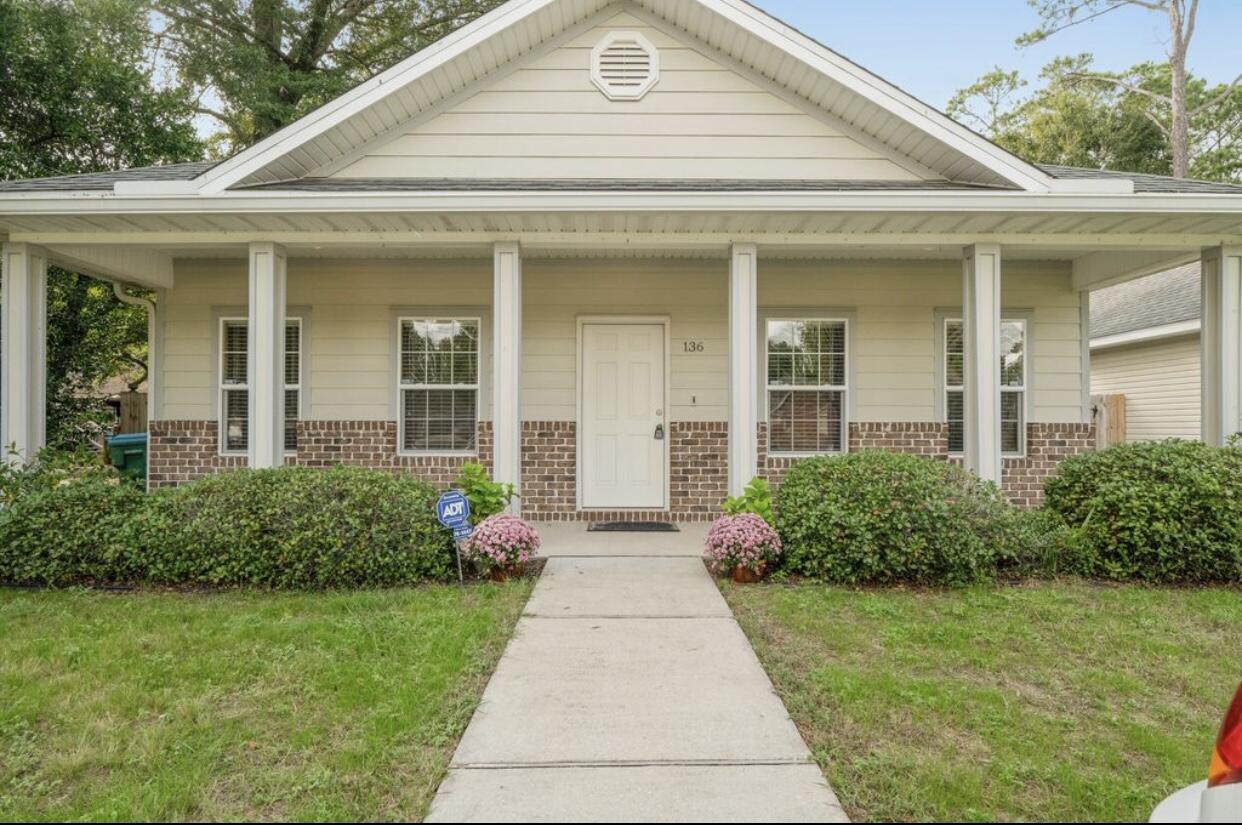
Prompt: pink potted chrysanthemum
<box><xmin>461</xmin><ymin>514</ymin><xmax>541</xmax><ymax>581</ymax></box>
<box><xmin>704</xmin><ymin>513</ymin><xmax>782</xmax><ymax>583</ymax></box>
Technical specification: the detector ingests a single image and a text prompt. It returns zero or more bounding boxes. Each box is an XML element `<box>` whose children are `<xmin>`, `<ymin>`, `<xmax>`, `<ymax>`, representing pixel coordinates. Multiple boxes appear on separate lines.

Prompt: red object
<box><xmin>1208</xmin><ymin>682</ymin><xmax>1242</xmax><ymax>788</ymax></box>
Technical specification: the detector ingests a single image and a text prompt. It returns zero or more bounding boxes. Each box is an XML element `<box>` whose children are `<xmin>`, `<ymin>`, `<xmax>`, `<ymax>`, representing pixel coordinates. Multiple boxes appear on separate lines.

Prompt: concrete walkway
<box><xmin>426</xmin><ymin>525</ymin><xmax>847</xmax><ymax>823</ymax></box>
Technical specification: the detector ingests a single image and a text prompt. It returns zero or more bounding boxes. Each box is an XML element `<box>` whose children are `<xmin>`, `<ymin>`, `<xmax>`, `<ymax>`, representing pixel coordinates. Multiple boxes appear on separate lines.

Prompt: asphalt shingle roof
<box><xmin>2</xmin><ymin>160</ymin><xmax>1241</xmax><ymax>194</ymax></box>
<box><xmin>0</xmin><ymin>161</ymin><xmax>218</xmax><ymax>192</ymax></box>
<box><xmin>1090</xmin><ymin>261</ymin><xmax>1201</xmax><ymax>340</ymax></box>
<box><xmin>1039</xmin><ymin>164</ymin><xmax>1242</xmax><ymax>193</ymax></box>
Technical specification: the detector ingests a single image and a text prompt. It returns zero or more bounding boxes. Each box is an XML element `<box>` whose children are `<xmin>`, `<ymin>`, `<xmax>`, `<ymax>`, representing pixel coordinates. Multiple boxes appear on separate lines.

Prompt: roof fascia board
<box><xmin>193</xmin><ymin>0</ymin><xmax>573</xmax><ymax>195</ymax></box>
<box><xmin>6</xmin><ymin>190</ymin><xmax>1242</xmax><ymax>215</ymax></box>
<box><xmin>1090</xmin><ymin>319</ymin><xmax>1200</xmax><ymax>350</ymax></box>
<box><xmin>692</xmin><ymin>0</ymin><xmax>1056</xmax><ymax>192</ymax></box>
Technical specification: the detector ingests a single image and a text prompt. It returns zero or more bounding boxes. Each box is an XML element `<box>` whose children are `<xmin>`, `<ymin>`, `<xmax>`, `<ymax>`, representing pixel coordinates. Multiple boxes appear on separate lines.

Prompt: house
<box><xmin>3</xmin><ymin>0</ymin><xmax>1242</xmax><ymax>517</ymax></box>
<box><xmin>1090</xmin><ymin>263</ymin><xmax>1201</xmax><ymax>441</ymax></box>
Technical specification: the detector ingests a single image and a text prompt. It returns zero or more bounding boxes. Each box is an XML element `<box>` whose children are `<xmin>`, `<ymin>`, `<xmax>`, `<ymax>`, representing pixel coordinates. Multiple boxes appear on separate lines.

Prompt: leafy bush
<box><xmin>721</xmin><ymin>476</ymin><xmax>774</xmax><ymax>524</ymax></box>
<box><xmin>130</xmin><ymin>466</ymin><xmax>457</xmax><ymax>588</ymax></box>
<box><xmin>454</xmin><ymin>461</ymin><xmax>517</xmax><ymax>524</ymax></box>
<box><xmin>1044</xmin><ymin>440</ymin><xmax>1242</xmax><ymax>583</ymax></box>
<box><xmin>776</xmin><ymin>451</ymin><xmax>1008</xmax><ymax>585</ymax></box>
<box><xmin>0</xmin><ymin>476</ymin><xmax>144</xmax><ymax>585</ymax></box>
<box><xmin>0</xmin><ymin>446</ymin><xmax>123</xmax><ymax>505</ymax></box>
<box><xmin>704</xmin><ymin>513</ymin><xmax>782</xmax><ymax>574</ymax></box>
<box><xmin>460</xmin><ymin>514</ymin><xmax>541</xmax><ymax>572</ymax></box>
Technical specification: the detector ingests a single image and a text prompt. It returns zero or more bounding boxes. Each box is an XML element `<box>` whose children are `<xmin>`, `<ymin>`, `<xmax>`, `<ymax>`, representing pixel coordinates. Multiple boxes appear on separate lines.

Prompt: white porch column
<box><xmin>1201</xmin><ymin>245</ymin><xmax>1242</xmax><ymax>445</ymax></box>
<box><xmin>728</xmin><ymin>243</ymin><xmax>759</xmax><ymax>497</ymax></box>
<box><xmin>492</xmin><ymin>241</ymin><xmax>522</xmax><ymax>510</ymax></box>
<box><xmin>247</xmin><ymin>242</ymin><xmax>287</xmax><ymax>468</ymax></box>
<box><xmin>962</xmin><ymin>244</ymin><xmax>1002</xmax><ymax>485</ymax></box>
<box><xmin>1</xmin><ymin>243</ymin><xmax>48</xmax><ymax>462</ymax></box>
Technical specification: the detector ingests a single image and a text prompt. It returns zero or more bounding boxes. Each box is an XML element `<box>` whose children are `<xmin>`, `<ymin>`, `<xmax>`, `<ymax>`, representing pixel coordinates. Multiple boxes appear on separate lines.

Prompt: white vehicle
<box><xmin>1151</xmin><ymin>683</ymin><xmax>1242</xmax><ymax>823</ymax></box>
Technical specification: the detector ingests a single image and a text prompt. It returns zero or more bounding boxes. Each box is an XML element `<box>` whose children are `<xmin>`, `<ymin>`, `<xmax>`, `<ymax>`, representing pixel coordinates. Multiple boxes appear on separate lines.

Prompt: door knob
<box><xmin>654</xmin><ymin>423</ymin><xmax>665</xmax><ymax>440</ymax></box>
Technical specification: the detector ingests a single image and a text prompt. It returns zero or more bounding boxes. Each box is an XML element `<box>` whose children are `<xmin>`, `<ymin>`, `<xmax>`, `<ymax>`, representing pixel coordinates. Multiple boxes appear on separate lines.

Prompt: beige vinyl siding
<box><xmin>157</xmin><ymin>256</ymin><xmax>1084</xmax><ymax>427</ymax></box>
<box><xmin>759</xmin><ymin>260</ymin><xmax>1084</xmax><ymax>424</ymax></box>
<box><xmin>159</xmin><ymin>258</ymin><xmax>492</xmax><ymax>422</ymax></box>
<box><xmin>1091</xmin><ymin>334</ymin><xmax>1201</xmax><ymax>441</ymax></box>
<box><xmin>326</xmin><ymin>11</ymin><xmax>928</xmax><ymax>182</ymax></box>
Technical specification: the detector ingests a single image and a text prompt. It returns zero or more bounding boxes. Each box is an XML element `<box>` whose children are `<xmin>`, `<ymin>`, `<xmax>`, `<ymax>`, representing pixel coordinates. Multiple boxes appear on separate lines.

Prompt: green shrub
<box><xmin>1044</xmin><ymin>440</ymin><xmax>1242</xmax><ymax>583</ymax></box>
<box><xmin>454</xmin><ymin>461</ymin><xmax>516</xmax><ymax>524</ymax></box>
<box><xmin>722</xmin><ymin>476</ymin><xmax>774</xmax><ymax>524</ymax></box>
<box><xmin>0</xmin><ymin>476</ymin><xmax>145</xmax><ymax>585</ymax></box>
<box><xmin>130</xmin><ymin>466</ymin><xmax>457</xmax><ymax>588</ymax></box>
<box><xmin>776</xmin><ymin>451</ymin><xmax>1009</xmax><ymax>585</ymax></box>
<box><xmin>0</xmin><ymin>446</ymin><xmax>123</xmax><ymax>505</ymax></box>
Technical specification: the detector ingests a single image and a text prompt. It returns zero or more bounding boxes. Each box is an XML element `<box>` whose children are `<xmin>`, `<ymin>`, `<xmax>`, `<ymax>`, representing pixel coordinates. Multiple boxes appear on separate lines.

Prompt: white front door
<box><xmin>581</xmin><ymin>322</ymin><xmax>666</xmax><ymax>509</ymax></box>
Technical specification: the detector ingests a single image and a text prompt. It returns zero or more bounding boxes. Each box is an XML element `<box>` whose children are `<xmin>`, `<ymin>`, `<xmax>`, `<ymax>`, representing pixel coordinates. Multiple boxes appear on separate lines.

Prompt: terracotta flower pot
<box><xmin>732</xmin><ymin>564</ymin><xmax>764</xmax><ymax>583</ymax></box>
<box><xmin>489</xmin><ymin>561</ymin><xmax>526</xmax><ymax>582</ymax></box>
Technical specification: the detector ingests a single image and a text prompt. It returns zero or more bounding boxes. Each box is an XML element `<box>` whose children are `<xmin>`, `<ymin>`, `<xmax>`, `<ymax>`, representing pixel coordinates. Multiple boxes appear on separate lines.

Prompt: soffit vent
<box><xmin>591</xmin><ymin>31</ymin><xmax>660</xmax><ymax>101</ymax></box>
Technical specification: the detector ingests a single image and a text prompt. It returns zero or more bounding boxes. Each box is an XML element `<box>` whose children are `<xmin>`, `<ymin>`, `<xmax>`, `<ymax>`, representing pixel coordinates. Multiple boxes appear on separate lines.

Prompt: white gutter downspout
<box><xmin>110</xmin><ymin>281</ymin><xmax>155</xmax><ymax>428</ymax></box>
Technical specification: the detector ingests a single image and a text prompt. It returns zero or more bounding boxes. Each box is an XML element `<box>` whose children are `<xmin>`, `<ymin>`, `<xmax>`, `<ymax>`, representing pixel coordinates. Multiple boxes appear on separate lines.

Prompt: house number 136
<box><xmin>683</xmin><ymin>341</ymin><xmax>704</xmax><ymax>352</ymax></box>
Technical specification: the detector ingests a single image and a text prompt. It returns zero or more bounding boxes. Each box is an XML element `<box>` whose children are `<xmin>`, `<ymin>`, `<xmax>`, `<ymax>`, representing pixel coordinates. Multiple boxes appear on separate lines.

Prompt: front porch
<box><xmin>3</xmin><ymin>234</ymin><xmax>1178</xmax><ymax>516</ymax></box>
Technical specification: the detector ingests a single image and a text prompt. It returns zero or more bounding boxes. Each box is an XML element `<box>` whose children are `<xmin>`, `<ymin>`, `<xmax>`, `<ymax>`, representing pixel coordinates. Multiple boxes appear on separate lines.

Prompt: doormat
<box><xmin>587</xmin><ymin>521</ymin><xmax>680</xmax><ymax>533</ymax></box>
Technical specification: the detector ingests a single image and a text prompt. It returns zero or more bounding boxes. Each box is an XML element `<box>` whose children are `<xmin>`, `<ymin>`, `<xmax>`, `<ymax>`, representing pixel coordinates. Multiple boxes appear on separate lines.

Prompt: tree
<box><xmin>0</xmin><ymin>0</ymin><xmax>203</xmax><ymax>446</ymax></box>
<box><xmin>950</xmin><ymin>55</ymin><xmax>1242</xmax><ymax>183</ymax></box>
<box><xmin>1019</xmin><ymin>0</ymin><xmax>1241</xmax><ymax>178</ymax></box>
<box><xmin>153</xmin><ymin>0</ymin><xmax>505</xmax><ymax>150</ymax></box>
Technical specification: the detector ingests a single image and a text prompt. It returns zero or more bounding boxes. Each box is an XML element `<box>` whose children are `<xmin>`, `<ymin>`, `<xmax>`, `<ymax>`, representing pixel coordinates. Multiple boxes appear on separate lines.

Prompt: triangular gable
<box><xmin>193</xmin><ymin>0</ymin><xmax>1057</xmax><ymax>194</ymax></box>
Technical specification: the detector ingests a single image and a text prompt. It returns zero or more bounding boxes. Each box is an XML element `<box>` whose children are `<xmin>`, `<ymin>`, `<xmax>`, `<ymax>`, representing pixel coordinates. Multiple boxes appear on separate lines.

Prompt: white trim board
<box><xmin>1090</xmin><ymin>319</ymin><xmax>1201</xmax><ymax>350</ymax></box>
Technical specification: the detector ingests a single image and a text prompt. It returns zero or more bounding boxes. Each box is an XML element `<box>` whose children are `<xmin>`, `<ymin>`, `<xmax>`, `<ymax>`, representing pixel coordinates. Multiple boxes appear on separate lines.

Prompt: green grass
<box><xmin>722</xmin><ymin>581</ymin><xmax>1242</xmax><ymax>823</ymax></box>
<box><xmin>0</xmin><ymin>583</ymin><xmax>532</xmax><ymax>821</ymax></box>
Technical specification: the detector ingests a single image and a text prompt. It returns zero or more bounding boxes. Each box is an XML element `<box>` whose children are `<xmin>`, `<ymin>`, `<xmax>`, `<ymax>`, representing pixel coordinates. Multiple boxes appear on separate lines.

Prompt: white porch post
<box><xmin>1201</xmin><ymin>244</ymin><xmax>1242</xmax><ymax>445</ymax></box>
<box><xmin>962</xmin><ymin>244</ymin><xmax>1002</xmax><ymax>485</ymax></box>
<box><xmin>247</xmin><ymin>242</ymin><xmax>287</xmax><ymax>468</ymax></box>
<box><xmin>728</xmin><ymin>243</ymin><xmax>759</xmax><ymax>497</ymax></box>
<box><xmin>492</xmin><ymin>241</ymin><xmax>522</xmax><ymax>511</ymax></box>
<box><xmin>1</xmin><ymin>243</ymin><xmax>48</xmax><ymax>462</ymax></box>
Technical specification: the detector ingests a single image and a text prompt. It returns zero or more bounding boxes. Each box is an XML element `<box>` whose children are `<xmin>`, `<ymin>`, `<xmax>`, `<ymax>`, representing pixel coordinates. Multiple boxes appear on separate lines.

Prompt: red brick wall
<box><xmin>148</xmin><ymin>420</ymin><xmax>491</xmax><ymax>490</ymax></box>
<box><xmin>520</xmin><ymin>420</ymin><xmax>728</xmax><ymax>521</ymax></box>
<box><xmin>760</xmin><ymin>420</ymin><xmax>1092</xmax><ymax>507</ymax></box>
<box><xmin>1002</xmin><ymin>422</ymin><xmax>1095</xmax><ymax>507</ymax></box>
<box><xmin>148</xmin><ymin>420</ymin><xmax>246</xmax><ymax>489</ymax></box>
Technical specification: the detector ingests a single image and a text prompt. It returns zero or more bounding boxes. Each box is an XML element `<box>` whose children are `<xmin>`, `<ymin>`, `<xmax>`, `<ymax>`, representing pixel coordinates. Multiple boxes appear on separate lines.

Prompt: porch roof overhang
<box><xmin>3</xmin><ymin>187</ymin><xmax>1241</xmax><ymax>292</ymax></box>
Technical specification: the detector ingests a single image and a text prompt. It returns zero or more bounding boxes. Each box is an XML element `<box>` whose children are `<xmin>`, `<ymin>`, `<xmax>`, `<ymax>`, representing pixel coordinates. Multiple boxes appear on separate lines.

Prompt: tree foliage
<box><xmin>153</xmin><ymin>0</ymin><xmax>506</xmax><ymax>149</ymax></box>
<box><xmin>0</xmin><ymin>0</ymin><xmax>203</xmax><ymax>446</ymax></box>
<box><xmin>950</xmin><ymin>55</ymin><xmax>1242</xmax><ymax>183</ymax></box>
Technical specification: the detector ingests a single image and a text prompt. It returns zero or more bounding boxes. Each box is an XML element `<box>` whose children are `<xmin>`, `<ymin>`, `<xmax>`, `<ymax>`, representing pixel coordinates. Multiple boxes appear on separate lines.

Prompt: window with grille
<box><xmin>218</xmin><ymin>317</ymin><xmax>301</xmax><ymax>454</ymax></box>
<box><xmin>765</xmin><ymin>319</ymin><xmax>848</xmax><ymax>454</ymax></box>
<box><xmin>399</xmin><ymin>318</ymin><xmax>479</xmax><ymax>453</ymax></box>
<box><xmin>945</xmin><ymin>318</ymin><xmax>1026</xmax><ymax>455</ymax></box>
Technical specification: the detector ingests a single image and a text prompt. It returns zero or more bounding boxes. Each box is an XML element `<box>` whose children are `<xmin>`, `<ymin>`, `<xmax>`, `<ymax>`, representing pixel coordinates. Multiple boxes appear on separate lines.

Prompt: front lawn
<box><xmin>723</xmin><ymin>582</ymin><xmax>1242</xmax><ymax>823</ymax></box>
<box><xmin>0</xmin><ymin>583</ymin><xmax>532</xmax><ymax>821</ymax></box>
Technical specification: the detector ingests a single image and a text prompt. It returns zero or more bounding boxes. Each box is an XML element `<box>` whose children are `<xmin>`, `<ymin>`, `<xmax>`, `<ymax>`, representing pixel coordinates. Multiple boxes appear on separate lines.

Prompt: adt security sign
<box><xmin>436</xmin><ymin>490</ymin><xmax>471</xmax><ymax>530</ymax></box>
<box><xmin>436</xmin><ymin>490</ymin><xmax>471</xmax><ymax>582</ymax></box>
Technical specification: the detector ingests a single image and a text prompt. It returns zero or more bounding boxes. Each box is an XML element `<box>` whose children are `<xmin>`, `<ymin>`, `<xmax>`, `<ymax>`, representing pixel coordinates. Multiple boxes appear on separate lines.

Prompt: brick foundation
<box><xmin>149</xmin><ymin>418</ymin><xmax>1091</xmax><ymax>510</ymax></box>
<box><xmin>760</xmin><ymin>420</ymin><xmax>1092</xmax><ymax>507</ymax></box>
<box><xmin>148</xmin><ymin>420</ymin><xmax>247</xmax><ymax>489</ymax></box>
<box><xmin>521</xmin><ymin>420</ymin><xmax>728</xmax><ymax>521</ymax></box>
<box><xmin>148</xmin><ymin>419</ymin><xmax>491</xmax><ymax>489</ymax></box>
<box><xmin>1001</xmin><ymin>422</ymin><xmax>1095</xmax><ymax>507</ymax></box>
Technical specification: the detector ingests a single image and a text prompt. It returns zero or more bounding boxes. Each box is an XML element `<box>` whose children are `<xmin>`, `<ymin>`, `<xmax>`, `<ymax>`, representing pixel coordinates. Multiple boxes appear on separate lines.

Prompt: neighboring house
<box><xmin>3</xmin><ymin>0</ymin><xmax>1242</xmax><ymax>514</ymax></box>
<box><xmin>1090</xmin><ymin>263</ymin><xmax>1201</xmax><ymax>442</ymax></box>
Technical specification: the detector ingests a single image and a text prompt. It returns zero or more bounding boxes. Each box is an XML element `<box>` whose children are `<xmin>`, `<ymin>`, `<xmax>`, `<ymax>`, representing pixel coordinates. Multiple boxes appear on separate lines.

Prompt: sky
<box><xmin>754</xmin><ymin>0</ymin><xmax>1242</xmax><ymax>110</ymax></box>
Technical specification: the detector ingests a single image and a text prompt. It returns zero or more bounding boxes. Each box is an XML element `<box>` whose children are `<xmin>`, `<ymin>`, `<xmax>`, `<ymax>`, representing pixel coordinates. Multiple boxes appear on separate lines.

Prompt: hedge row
<box><xmin>0</xmin><ymin>466</ymin><xmax>456</xmax><ymax>588</ymax></box>
<box><xmin>775</xmin><ymin>441</ymin><xmax>1242</xmax><ymax>586</ymax></box>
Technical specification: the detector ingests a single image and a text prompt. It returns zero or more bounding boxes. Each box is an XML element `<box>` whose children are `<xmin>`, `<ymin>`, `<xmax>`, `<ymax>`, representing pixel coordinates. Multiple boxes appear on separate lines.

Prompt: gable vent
<box><xmin>591</xmin><ymin>31</ymin><xmax>660</xmax><ymax>100</ymax></box>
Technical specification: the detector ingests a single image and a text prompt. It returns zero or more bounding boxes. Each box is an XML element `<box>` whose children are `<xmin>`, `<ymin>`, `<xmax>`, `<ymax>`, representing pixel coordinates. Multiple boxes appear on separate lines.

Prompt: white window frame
<box><xmin>763</xmin><ymin>316</ymin><xmax>850</xmax><ymax>457</ymax></box>
<box><xmin>396</xmin><ymin>315</ymin><xmax>481</xmax><ymax>456</ymax></box>
<box><xmin>943</xmin><ymin>315</ymin><xmax>1028</xmax><ymax>458</ymax></box>
<box><xmin>217</xmin><ymin>315</ymin><xmax>302</xmax><ymax>457</ymax></box>
<box><xmin>284</xmin><ymin>318</ymin><xmax>302</xmax><ymax>454</ymax></box>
